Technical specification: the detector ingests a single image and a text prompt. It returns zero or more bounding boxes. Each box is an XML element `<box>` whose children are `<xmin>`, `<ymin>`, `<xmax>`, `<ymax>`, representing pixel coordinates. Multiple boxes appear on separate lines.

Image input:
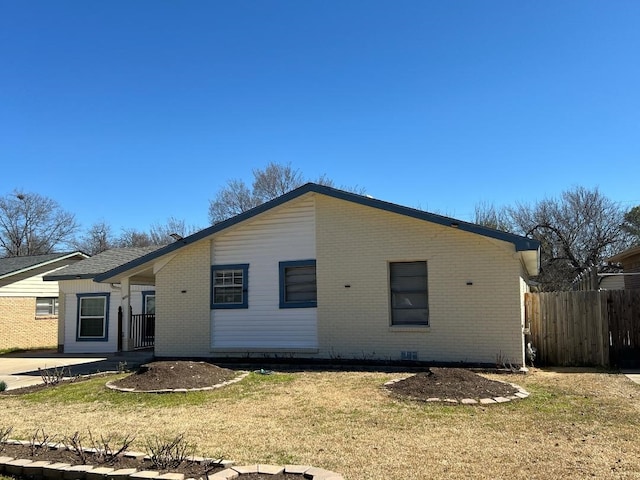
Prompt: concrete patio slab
<box><xmin>0</xmin><ymin>350</ymin><xmax>153</xmax><ymax>391</ymax></box>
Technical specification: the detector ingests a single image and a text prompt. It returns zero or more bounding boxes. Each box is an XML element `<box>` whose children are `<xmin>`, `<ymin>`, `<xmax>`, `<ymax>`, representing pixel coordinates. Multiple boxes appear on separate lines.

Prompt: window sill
<box><xmin>35</xmin><ymin>315</ymin><xmax>58</xmax><ymax>320</ymax></box>
<box><xmin>388</xmin><ymin>325</ymin><xmax>430</xmax><ymax>333</ymax></box>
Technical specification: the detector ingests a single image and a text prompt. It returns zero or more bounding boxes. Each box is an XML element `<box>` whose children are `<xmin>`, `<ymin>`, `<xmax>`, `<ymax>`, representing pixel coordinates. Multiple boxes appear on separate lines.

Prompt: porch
<box><xmin>118</xmin><ymin>308</ymin><xmax>155</xmax><ymax>351</ymax></box>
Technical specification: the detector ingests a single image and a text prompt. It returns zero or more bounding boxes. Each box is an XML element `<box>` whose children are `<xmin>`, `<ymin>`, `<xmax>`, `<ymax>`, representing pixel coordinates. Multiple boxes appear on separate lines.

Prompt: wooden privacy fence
<box><xmin>525</xmin><ymin>290</ymin><xmax>640</xmax><ymax>368</ymax></box>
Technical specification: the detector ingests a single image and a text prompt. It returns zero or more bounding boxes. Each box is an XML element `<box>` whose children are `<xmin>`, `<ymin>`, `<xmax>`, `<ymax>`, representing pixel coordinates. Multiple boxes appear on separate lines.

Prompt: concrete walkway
<box><xmin>0</xmin><ymin>350</ymin><xmax>154</xmax><ymax>391</ymax></box>
<box><xmin>623</xmin><ymin>370</ymin><xmax>640</xmax><ymax>385</ymax></box>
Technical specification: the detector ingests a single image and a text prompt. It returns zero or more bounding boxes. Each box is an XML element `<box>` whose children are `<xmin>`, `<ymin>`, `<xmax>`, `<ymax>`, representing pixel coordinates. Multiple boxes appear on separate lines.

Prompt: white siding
<box><xmin>0</xmin><ymin>267</ymin><xmax>65</xmax><ymax>297</ymax></box>
<box><xmin>60</xmin><ymin>279</ymin><xmax>154</xmax><ymax>354</ymax></box>
<box><xmin>211</xmin><ymin>196</ymin><xmax>318</xmax><ymax>351</ymax></box>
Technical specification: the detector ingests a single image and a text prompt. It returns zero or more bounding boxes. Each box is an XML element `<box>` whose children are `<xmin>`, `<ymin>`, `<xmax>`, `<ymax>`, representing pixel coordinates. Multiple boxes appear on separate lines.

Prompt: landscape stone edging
<box><xmin>0</xmin><ymin>441</ymin><xmax>344</xmax><ymax>480</ymax></box>
<box><xmin>383</xmin><ymin>378</ymin><xmax>530</xmax><ymax>405</ymax></box>
<box><xmin>105</xmin><ymin>372</ymin><xmax>250</xmax><ymax>394</ymax></box>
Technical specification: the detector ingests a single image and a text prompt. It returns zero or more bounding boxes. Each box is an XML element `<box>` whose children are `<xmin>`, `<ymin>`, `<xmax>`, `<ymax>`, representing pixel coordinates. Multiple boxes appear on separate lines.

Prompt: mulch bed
<box><xmin>109</xmin><ymin>361</ymin><xmax>240</xmax><ymax>391</ymax></box>
<box><xmin>0</xmin><ymin>443</ymin><xmax>224</xmax><ymax>477</ymax></box>
<box><xmin>0</xmin><ymin>444</ymin><xmax>303</xmax><ymax>479</ymax></box>
<box><xmin>386</xmin><ymin>367</ymin><xmax>519</xmax><ymax>401</ymax></box>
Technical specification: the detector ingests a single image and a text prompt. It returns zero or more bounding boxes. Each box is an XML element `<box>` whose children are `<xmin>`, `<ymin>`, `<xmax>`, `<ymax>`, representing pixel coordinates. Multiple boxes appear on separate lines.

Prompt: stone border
<box><xmin>383</xmin><ymin>378</ymin><xmax>530</xmax><ymax>405</ymax></box>
<box><xmin>105</xmin><ymin>372</ymin><xmax>250</xmax><ymax>394</ymax></box>
<box><xmin>0</xmin><ymin>441</ymin><xmax>344</xmax><ymax>480</ymax></box>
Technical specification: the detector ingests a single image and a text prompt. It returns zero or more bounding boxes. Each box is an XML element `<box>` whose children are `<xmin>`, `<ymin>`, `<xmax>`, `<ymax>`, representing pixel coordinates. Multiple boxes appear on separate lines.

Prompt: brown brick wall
<box><xmin>0</xmin><ymin>297</ymin><xmax>58</xmax><ymax>350</ymax></box>
<box><xmin>623</xmin><ymin>253</ymin><xmax>640</xmax><ymax>290</ymax></box>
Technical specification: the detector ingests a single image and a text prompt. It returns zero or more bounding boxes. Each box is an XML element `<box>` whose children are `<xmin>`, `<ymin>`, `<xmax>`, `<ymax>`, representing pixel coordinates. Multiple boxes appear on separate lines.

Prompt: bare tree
<box><xmin>252</xmin><ymin>162</ymin><xmax>305</xmax><ymax>203</ymax></box>
<box><xmin>208</xmin><ymin>162</ymin><xmax>366</xmax><ymax>224</ymax></box>
<box><xmin>0</xmin><ymin>190</ymin><xmax>78</xmax><ymax>257</ymax></box>
<box><xmin>622</xmin><ymin>205</ymin><xmax>640</xmax><ymax>244</ymax></box>
<box><xmin>73</xmin><ymin>221</ymin><xmax>117</xmax><ymax>255</ymax></box>
<box><xmin>149</xmin><ymin>217</ymin><xmax>200</xmax><ymax>244</ymax></box>
<box><xmin>473</xmin><ymin>201</ymin><xmax>512</xmax><ymax>232</ymax></box>
<box><xmin>508</xmin><ymin>186</ymin><xmax>631</xmax><ymax>291</ymax></box>
<box><xmin>115</xmin><ymin>229</ymin><xmax>154</xmax><ymax>248</ymax></box>
<box><xmin>208</xmin><ymin>179</ymin><xmax>262</xmax><ymax>224</ymax></box>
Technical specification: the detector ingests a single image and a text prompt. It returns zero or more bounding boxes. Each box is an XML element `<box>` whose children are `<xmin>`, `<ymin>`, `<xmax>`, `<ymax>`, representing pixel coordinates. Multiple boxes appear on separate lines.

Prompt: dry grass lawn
<box><xmin>1</xmin><ymin>367</ymin><xmax>639</xmax><ymax>479</ymax></box>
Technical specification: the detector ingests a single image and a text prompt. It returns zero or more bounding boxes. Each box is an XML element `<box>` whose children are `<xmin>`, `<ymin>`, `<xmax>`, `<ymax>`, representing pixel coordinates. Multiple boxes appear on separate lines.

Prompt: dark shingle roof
<box><xmin>95</xmin><ymin>183</ymin><xmax>541</xmax><ymax>283</ymax></box>
<box><xmin>0</xmin><ymin>252</ymin><xmax>87</xmax><ymax>279</ymax></box>
<box><xmin>43</xmin><ymin>247</ymin><xmax>161</xmax><ymax>280</ymax></box>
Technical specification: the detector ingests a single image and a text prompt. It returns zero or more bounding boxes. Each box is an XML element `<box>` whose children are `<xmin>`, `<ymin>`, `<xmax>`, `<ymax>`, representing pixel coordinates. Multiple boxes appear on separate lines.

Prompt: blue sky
<box><xmin>1</xmin><ymin>1</ymin><xmax>639</xmax><ymax>235</ymax></box>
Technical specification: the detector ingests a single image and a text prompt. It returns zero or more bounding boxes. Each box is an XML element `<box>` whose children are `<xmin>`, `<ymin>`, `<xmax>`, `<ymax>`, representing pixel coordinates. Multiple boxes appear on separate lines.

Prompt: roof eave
<box><xmin>1</xmin><ymin>251</ymin><xmax>89</xmax><ymax>281</ymax></box>
<box><xmin>43</xmin><ymin>273</ymin><xmax>97</xmax><ymax>281</ymax></box>
<box><xmin>608</xmin><ymin>245</ymin><xmax>640</xmax><ymax>263</ymax></box>
<box><xmin>93</xmin><ymin>183</ymin><xmax>540</xmax><ymax>282</ymax></box>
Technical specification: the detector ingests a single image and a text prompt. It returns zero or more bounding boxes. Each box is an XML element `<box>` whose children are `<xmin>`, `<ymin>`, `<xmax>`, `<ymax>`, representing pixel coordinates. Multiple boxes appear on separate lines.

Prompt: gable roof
<box><xmin>0</xmin><ymin>252</ymin><xmax>88</xmax><ymax>281</ymax></box>
<box><xmin>607</xmin><ymin>245</ymin><xmax>640</xmax><ymax>264</ymax></box>
<box><xmin>95</xmin><ymin>183</ymin><xmax>541</xmax><ymax>283</ymax></box>
<box><xmin>44</xmin><ymin>247</ymin><xmax>161</xmax><ymax>281</ymax></box>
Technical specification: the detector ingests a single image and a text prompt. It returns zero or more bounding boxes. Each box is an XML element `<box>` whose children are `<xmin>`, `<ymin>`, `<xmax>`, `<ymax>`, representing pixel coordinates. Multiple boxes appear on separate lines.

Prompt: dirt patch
<box><xmin>386</xmin><ymin>367</ymin><xmax>520</xmax><ymax>402</ymax></box>
<box><xmin>109</xmin><ymin>361</ymin><xmax>240</xmax><ymax>391</ymax></box>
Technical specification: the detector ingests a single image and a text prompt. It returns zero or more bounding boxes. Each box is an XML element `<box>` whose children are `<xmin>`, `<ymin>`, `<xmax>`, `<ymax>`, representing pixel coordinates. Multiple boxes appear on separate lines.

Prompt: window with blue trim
<box><xmin>76</xmin><ymin>293</ymin><xmax>110</xmax><ymax>341</ymax></box>
<box><xmin>211</xmin><ymin>264</ymin><xmax>249</xmax><ymax>309</ymax></box>
<box><xmin>279</xmin><ymin>260</ymin><xmax>317</xmax><ymax>308</ymax></box>
<box><xmin>390</xmin><ymin>261</ymin><xmax>429</xmax><ymax>326</ymax></box>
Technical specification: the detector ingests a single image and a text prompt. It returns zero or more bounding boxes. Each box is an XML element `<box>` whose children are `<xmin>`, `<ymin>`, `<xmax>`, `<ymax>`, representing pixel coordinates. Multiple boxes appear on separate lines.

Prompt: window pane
<box><xmin>284</xmin><ymin>265</ymin><xmax>317</xmax><ymax>304</ymax></box>
<box><xmin>145</xmin><ymin>295</ymin><xmax>155</xmax><ymax>314</ymax></box>
<box><xmin>215</xmin><ymin>270</ymin><xmax>243</xmax><ymax>286</ymax></box>
<box><xmin>80</xmin><ymin>317</ymin><xmax>104</xmax><ymax>337</ymax></box>
<box><xmin>81</xmin><ymin>297</ymin><xmax>106</xmax><ymax>316</ymax></box>
<box><xmin>36</xmin><ymin>298</ymin><xmax>57</xmax><ymax>315</ymax></box>
<box><xmin>392</xmin><ymin>308</ymin><xmax>429</xmax><ymax>325</ymax></box>
<box><xmin>214</xmin><ymin>286</ymin><xmax>243</xmax><ymax>304</ymax></box>
<box><xmin>391</xmin><ymin>292</ymin><xmax>428</xmax><ymax>309</ymax></box>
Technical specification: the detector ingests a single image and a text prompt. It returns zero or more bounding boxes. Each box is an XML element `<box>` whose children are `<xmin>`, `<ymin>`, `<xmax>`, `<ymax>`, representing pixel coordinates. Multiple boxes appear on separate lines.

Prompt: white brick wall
<box><xmin>155</xmin><ymin>240</ymin><xmax>212</xmax><ymax>357</ymax></box>
<box><xmin>315</xmin><ymin>195</ymin><xmax>526</xmax><ymax>365</ymax></box>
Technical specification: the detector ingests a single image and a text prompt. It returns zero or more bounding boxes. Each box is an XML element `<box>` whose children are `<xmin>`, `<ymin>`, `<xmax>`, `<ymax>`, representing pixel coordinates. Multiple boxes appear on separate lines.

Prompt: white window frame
<box><xmin>76</xmin><ymin>293</ymin><xmax>109</xmax><ymax>341</ymax></box>
<box><xmin>211</xmin><ymin>264</ymin><xmax>249</xmax><ymax>309</ymax></box>
<box><xmin>36</xmin><ymin>297</ymin><xmax>58</xmax><ymax>316</ymax></box>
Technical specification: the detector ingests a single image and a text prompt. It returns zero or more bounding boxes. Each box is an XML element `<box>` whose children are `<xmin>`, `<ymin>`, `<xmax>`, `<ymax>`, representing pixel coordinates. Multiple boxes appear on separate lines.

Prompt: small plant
<box><xmin>29</xmin><ymin>427</ymin><xmax>57</xmax><ymax>456</ymax></box>
<box><xmin>0</xmin><ymin>426</ymin><xmax>14</xmax><ymax>452</ymax></box>
<box><xmin>63</xmin><ymin>431</ymin><xmax>89</xmax><ymax>463</ymax></box>
<box><xmin>39</xmin><ymin>365</ymin><xmax>71</xmax><ymax>385</ymax></box>
<box><xmin>63</xmin><ymin>429</ymin><xmax>136</xmax><ymax>465</ymax></box>
<box><xmin>89</xmin><ymin>430</ymin><xmax>136</xmax><ymax>464</ymax></box>
<box><xmin>145</xmin><ymin>433</ymin><xmax>194</xmax><ymax>470</ymax></box>
<box><xmin>0</xmin><ymin>380</ymin><xmax>7</xmax><ymax>392</ymax></box>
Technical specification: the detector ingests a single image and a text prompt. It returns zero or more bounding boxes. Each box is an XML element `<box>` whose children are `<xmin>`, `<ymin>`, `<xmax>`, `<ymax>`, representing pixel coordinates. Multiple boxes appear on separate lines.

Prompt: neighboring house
<box><xmin>91</xmin><ymin>184</ymin><xmax>540</xmax><ymax>367</ymax></box>
<box><xmin>0</xmin><ymin>252</ymin><xmax>88</xmax><ymax>350</ymax></box>
<box><xmin>608</xmin><ymin>245</ymin><xmax>640</xmax><ymax>290</ymax></box>
<box><xmin>598</xmin><ymin>274</ymin><xmax>626</xmax><ymax>291</ymax></box>
<box><xmin>44</xmin><ymin>248</ymin><xmax>159</xmax><ymax>353</ymax></box>
<box><xmin>573</xmin><ymin>265</ymin><xmax>625</xmax><ymax>291</ymax></box>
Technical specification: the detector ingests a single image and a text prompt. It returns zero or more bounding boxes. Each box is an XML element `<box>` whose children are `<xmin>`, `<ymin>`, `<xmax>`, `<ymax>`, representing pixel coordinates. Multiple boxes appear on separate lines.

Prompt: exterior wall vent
<box><xmin>401</xmin><ymin>351</ymin><xmax>418</xmax><ymax>361</ymax></box>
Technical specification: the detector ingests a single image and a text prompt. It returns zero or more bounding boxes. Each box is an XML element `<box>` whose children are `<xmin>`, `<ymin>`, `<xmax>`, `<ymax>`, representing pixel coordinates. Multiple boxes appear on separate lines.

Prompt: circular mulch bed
<box><xmin>385</xmin><ymin>367</ymin><xmax>523</xmax><ymax>403</ymax></box>
<box><xmin>108</xmin><ymin>361</ymin><xmax>243</xmax><ymax>392</ymax></box>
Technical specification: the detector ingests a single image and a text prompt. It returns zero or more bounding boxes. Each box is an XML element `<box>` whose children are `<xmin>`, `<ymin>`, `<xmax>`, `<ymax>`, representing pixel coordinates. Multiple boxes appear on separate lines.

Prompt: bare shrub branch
<box><xmin>145</xmin><ymin>433</ymin><xmax>194</xmax><ymax>470</ymax></box>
